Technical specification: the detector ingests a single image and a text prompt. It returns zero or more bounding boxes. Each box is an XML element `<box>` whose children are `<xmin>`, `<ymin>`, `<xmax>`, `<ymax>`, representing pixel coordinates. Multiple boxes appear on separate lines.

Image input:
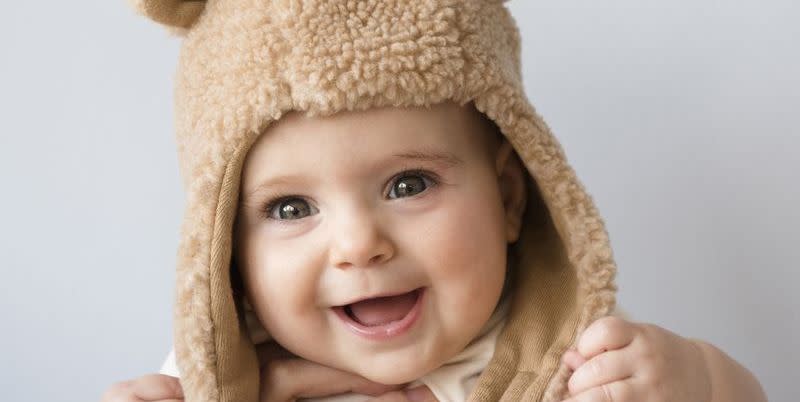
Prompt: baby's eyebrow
<box><xmin>241</xmin><ymin>150</ymin><xmax>463</xmax><ymax>204</ymax></box>
<box><xmin>242</xmin><ymin>174</ymin><xmax>307</xmax><ymax>204</ymax></box>
<box><xmin>390</xmin><ymin>150</ymin><xmax>463</xmax><ymax>168</ymax></box>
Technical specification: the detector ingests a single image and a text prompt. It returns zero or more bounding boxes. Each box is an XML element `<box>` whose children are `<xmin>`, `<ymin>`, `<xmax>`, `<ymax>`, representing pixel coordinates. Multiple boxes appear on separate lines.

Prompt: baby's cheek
<box><xmin>244</xmin><ymin>250</ymin><xmax>323</xmax><ymax>340</ymax></box>
<box><xmin>259</xmin><ymin>242</ymin><xmax>321</xmax><ymax>304</ymax></box>
<box><xmin>425</xmin><ymin>196</ymin><xmax>507</xmax><ymax>303</ymax></box>
<box><xmin>440</xmin><ymin>198</ymin><xmax>506</xmax><ymax>272</ymax></box>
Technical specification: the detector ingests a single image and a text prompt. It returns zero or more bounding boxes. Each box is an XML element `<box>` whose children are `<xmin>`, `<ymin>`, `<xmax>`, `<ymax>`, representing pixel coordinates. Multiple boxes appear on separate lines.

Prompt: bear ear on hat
<box><xmin>128</xmin><ymin>0</ymin><xmax>206</xmax><ymax>35</ymax></box>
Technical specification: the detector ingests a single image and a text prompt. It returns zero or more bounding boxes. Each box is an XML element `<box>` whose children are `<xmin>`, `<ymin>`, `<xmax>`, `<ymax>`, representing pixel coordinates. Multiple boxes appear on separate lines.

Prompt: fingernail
<box><xmin>404</xmin><ymin>386</ymin><xmax>430</xmax><ymax>402</ymax></box>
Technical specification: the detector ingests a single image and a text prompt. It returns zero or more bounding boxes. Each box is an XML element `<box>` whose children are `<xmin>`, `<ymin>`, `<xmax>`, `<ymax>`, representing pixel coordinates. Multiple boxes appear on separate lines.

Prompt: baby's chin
<box><xmin>341</xmin><ymin>347</ymin><xmax>449</xmax><ymax>385</ymax></box>
<box><xmin>353</xmin><ymin>360</ymin><xmax>437</xmax><ymax>385</ymax></box>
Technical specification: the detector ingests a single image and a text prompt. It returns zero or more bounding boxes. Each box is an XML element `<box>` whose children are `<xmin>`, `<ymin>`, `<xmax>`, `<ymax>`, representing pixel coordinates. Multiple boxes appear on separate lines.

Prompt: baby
<box><xmin>106</xmin><ymin>0</ymin><xmax>768</xmax><ymax>401</ymax></box>
<box><xmin>103</xmin><ymin>102</ymin><xmax>766</xmax><ymax>402</ymax></box>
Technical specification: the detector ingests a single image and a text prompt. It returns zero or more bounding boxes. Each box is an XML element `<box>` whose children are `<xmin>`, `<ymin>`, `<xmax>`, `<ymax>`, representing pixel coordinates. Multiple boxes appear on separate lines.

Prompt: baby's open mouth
<box><xmin>336</xmin><ymin>287</ymin><xmax>423</xmax><ymax>327</ymax></box>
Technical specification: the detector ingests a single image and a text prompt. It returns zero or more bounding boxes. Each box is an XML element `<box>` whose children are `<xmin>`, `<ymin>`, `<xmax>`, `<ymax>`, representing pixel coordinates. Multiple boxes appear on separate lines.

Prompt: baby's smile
<box><xmin>331</xmin><ymin>287</ymin><xmax>426</xmax><ymax>341</ymax></box>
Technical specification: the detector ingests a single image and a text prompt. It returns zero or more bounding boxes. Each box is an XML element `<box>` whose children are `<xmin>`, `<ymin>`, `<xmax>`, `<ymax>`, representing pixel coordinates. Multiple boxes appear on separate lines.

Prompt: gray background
<box><xmin>1</xmin><ymin>1</ymin><xmax>796</xmax><ymax>401</ymax></box>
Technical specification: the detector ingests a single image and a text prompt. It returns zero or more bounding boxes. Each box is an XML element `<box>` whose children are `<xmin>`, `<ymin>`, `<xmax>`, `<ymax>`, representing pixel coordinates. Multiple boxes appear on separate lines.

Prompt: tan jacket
<box><xmin>130</xmin><ymin>1</ymin><xmax>620</xmax><ymax>400</ymax></box>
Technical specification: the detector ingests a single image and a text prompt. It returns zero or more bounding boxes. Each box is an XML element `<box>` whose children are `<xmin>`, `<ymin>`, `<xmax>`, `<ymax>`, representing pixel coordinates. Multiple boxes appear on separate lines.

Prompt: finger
<box><xmin>404</xmin><ymin>386</ymin><xmax>437</xmax><ymax>402</ymax></box>
<box><xmin>561</xmin><ymin>379</ymin><xmax>636</xmax><ymax>402</ymax></box>
<box><xmin>367</xmin><ymin>386</ymin><xmax>437</xmax><ymax>402</ymax></box>
<box><xmin>130</xmin><ymin>374</ymin><xmax>184</xmax><ymax>400</ymax></box>
<box><xmin>366</xmin><ymin>391</ymin><xmax>408</xmax><ymax>402</ymax></box>
<box><xmin>576</xmin><ymin>316</ymin><xmax>636</xmax><ymax>360</ymax></box>
<box><xmin>566</xmin><ymin>348</ymin><xmax>634</xmax><ymax>396</ymax></box>
<box><xmin>561</xmin><ymin>349</ymin><xmax>587</xmax><ymax>372</ymax></box>
<box><xmin>261</xmin><ymin>358</ymin><xmax>405</xmax><ymax>401</ymax></box>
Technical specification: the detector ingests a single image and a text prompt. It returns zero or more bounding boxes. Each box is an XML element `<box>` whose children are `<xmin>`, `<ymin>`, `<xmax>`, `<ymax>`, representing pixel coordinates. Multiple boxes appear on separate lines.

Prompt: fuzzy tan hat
<box><xmin>130</xmin><ymin>1</ymin><xmax>618</xmax><ymax>401</ymax></box>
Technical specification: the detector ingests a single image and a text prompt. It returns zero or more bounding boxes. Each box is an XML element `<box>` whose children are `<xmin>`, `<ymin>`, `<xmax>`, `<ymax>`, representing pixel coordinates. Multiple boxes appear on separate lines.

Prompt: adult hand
<box><xmin>258</xmin><ymin>341</ymin><xmax>438</xmax><ymax>402</ymax></box>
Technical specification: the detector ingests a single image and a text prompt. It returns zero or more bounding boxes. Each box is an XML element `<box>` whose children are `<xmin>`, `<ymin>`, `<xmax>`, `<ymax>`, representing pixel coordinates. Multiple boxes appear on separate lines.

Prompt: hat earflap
<box><xmin>128</xmin><ymin>0</ymin><xmax>206</xmax><ymax>36</ymax></box>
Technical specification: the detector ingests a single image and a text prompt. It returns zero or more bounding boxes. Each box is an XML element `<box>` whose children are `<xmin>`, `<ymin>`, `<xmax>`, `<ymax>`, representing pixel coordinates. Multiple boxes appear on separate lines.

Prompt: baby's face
<box><xmin>235</xmin><ymin>102</ymin><xmax>521</xmax><ymax>384</ymax></box>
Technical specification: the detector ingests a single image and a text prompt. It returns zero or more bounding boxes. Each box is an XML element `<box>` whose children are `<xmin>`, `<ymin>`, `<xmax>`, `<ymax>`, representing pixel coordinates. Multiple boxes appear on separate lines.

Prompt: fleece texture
<box><xmin>129</xmin><ymin>1</ymin><xmax>619</xmax><ymax>401</ymax></box>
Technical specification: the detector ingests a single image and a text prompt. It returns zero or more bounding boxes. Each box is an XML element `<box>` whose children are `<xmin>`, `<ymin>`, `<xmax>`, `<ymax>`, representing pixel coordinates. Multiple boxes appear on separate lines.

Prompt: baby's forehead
<box><xmin>262</xmin><ymin>102</ymin><xmax>502</xmax><ymax>157</ymax></box>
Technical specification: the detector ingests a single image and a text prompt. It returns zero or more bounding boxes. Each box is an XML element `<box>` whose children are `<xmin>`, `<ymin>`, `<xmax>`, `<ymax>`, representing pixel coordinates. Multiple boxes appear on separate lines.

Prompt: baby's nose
<box><xmin>327</xmin><ymin>212</ymin><xmax>395</xmax><ymax>269</ymax></box>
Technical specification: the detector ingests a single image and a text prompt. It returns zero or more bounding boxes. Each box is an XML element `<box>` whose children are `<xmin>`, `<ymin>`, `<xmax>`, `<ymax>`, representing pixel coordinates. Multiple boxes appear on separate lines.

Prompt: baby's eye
<box><xmin>388</xmin><ymin>173</ymin><xmax>435</xmax><ymax>199</ymax></box>
<box><xmin>267</xmin><ymin>197</ymin><xmax>318</xmax><ymax>220</ymax></box>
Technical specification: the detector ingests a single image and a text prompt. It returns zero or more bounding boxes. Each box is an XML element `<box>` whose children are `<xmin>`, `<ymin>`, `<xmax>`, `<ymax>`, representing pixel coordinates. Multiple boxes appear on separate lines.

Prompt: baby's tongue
<box><xmin>347</xmin><ymin>291</ymin><xmax>417</xmax><ymax>326</ymax></box>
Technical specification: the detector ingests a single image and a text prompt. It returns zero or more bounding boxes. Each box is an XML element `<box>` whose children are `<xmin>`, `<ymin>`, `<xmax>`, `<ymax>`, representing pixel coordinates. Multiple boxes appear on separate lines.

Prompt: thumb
<box><xmin>403</xmin><ymin>386</ymin><xmax>437</xmax><ymax>402</ymax></box>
